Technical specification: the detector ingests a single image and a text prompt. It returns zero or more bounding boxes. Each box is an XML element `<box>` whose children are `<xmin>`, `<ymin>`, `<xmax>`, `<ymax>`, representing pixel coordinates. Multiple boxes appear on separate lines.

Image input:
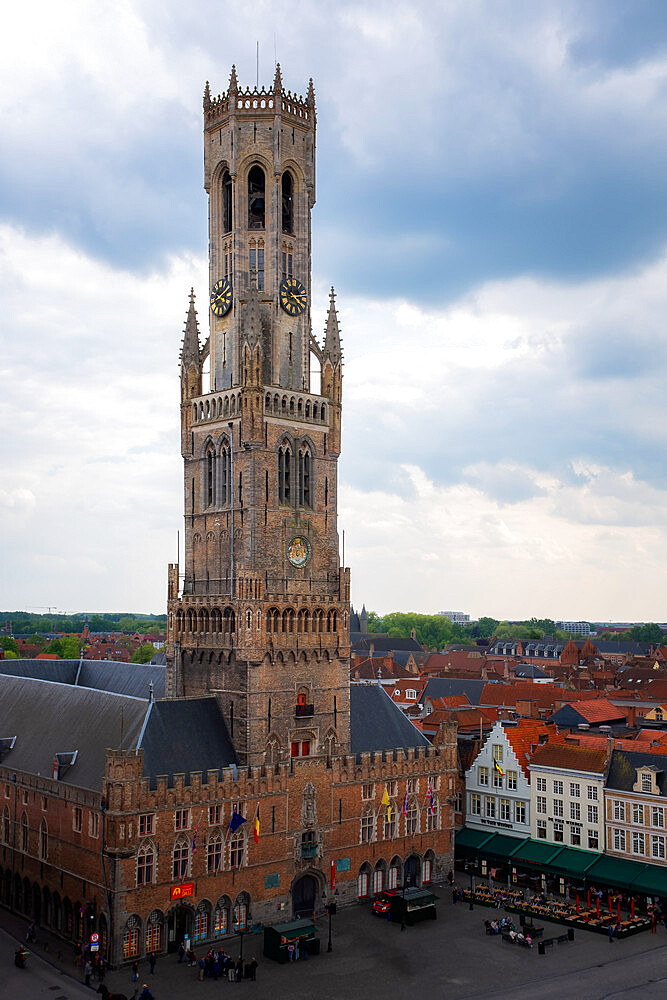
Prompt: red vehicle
<box><xmin>372</xmin><ymin>890</ymin><xmax>398</xmax><ymax>915</ymax></box>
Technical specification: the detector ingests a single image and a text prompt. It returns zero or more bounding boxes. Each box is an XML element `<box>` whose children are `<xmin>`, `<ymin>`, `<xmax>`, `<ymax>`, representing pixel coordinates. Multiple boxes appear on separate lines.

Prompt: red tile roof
<box><xmin>563</xmin><ymin>698</ymin><xmax>627</xmax><ymax>723</ymax></box>
<box><xmin>528</xmin><ymin>743</ymin><xmax>607</xmax><ymax>774</ymax></box>
<box><xmin>501</xmin><ymin>720</ymin><xmax>565</xmax><ymax>777</ymax></box>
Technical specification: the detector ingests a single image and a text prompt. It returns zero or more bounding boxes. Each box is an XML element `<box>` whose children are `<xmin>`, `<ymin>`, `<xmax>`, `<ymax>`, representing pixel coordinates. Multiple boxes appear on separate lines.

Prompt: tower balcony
<box><xmin>179</xmin><ymin>572</ymin><xmax>345</xmax><ymax>601</ymax></box>
<box><xmin>189</xmin><ymin>386</ymin><xmax>330</xmax><ymax>429</ymax></box>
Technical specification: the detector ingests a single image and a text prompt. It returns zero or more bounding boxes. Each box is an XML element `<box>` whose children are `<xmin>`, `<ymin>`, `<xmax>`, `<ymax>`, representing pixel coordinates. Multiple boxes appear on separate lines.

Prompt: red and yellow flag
<box><xmin>254</xmin><ymin>806</ymin><xmax>260</xmax><ymax>843</ymax></box>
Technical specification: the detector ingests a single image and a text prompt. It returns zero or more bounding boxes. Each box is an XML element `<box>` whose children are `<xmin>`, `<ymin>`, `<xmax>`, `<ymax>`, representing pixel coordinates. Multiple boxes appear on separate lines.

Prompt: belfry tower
<box><xmin>166</xmin><ymin>66</ymin><xmax>350</xmax><ymax>768</ymax></box>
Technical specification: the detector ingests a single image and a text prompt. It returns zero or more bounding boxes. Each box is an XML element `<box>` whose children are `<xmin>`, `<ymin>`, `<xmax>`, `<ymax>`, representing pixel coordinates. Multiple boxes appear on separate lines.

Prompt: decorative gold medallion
<box><xmin>287</xmin><ymin>535</ymin><xmax>310</xmax><ymax>567</ymax></box>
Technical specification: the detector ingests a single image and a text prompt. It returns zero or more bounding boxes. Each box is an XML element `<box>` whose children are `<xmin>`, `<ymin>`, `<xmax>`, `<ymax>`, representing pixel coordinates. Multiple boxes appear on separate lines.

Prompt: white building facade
<box><xmin>464</xmin><ymin>720</ymin><xmax>540</xmax><ymax>839</ymax></box>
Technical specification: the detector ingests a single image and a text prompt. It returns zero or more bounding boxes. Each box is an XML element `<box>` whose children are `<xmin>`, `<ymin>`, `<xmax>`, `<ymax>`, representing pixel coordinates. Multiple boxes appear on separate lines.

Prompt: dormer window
<box><xmin>642</xmin><ymin>772</ymin><xmax>653</xmax><ymax>793</ymax></box>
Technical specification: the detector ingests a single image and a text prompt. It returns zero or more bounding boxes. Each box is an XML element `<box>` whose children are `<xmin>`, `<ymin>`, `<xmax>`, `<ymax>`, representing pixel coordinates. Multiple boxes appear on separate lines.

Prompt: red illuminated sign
<box><xmin>170</xmin><ymin>882</ymin><xmax>195</xmax><ymax>900</ymax></box>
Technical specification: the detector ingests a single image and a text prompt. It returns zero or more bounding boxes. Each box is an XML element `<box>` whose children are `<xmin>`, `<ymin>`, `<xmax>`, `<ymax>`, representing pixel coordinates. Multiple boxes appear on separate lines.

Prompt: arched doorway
<box><xmin>404</xmin><ymin>854</ymin><xmax>421</xmax><ymax>888</ymax></box>
<box><xmin>167</xmin><ymin>905</ymin><xmax>193</xmax><ymax>954</ymax></box>
<box><xmin>292</xmin><ymin>874</ymin><xmax>318</xmax><ymax>919</ymax></box>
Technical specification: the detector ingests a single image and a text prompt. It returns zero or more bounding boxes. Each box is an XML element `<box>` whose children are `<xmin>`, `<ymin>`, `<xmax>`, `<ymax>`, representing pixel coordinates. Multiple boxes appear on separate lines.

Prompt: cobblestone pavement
<box><xmin>2</xmin><ymin>885</ymin><xmax>667</xmax><ymax>1000</ymax></box>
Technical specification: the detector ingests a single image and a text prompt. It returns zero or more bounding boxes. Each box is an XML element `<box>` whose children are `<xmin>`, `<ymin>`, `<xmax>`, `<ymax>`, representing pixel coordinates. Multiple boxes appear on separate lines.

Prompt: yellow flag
<box><xmin>381</xmin><ymin>787</ymin><xmax>390</xmax><ymax>820</ymax></box>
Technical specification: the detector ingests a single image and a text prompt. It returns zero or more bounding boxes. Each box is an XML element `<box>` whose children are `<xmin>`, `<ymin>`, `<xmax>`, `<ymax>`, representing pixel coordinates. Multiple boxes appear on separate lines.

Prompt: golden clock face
<box><xmin>210</xmin><ymin>278</ymin><xmax>232</xmax><ymax>317</ymax></box>
<box><xmin>279</xmin><ymin>278</ymin><xmax>307</xmax><ymax>316</ymax></box>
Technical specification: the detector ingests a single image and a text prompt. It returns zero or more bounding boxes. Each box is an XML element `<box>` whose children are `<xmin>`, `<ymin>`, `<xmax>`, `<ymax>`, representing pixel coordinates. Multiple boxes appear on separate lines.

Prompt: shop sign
<box><xmin>170</xmin><ymin>882</ymin><xmax>195</xmax><ymax>900</ymax></box>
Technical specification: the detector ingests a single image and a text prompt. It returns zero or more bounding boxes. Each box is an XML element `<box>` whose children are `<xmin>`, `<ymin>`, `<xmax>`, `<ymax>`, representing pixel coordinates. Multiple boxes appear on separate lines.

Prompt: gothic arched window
<box><xmin>278</xmin><ymin>444</ymin><xmax>292</xmax><ymax>504</ymax></box>
<box><xmin>282</xmin><ymin>171</ymin><xmax>293</xmax><ymax>233</ymax></box>
<box><xmin>222</xmin><ymin>169</ymin><xmax>232</xmax><ymax>233</ymax></box>
<box><xmin>248</xmin><ymin>166</ymin><xmax>265</xmax><ymax>230</ymax></box>
<box><xmin>172</xmin><ymin>836</ymin><xmax>190</xmax><ymax>880</ymax></box>
<box><xmin>137</xmin><ymin>840</ymin><xmax>155</xmax><ymax>886</ymax></box>
<box><xmin>205</xmin><ymin>445</ymin><xmax>216</xmax><ymax>507</ymax></box>
<box><xmin>298</xmin><ymin>446</ymin><xmax>311</xmax><ymax>507</ymax></box>
<box><xmin>220</xmin><ymin>440</ymin><xmax>231</xmax><ymax>506</ymax></box>
<box><xmin>207</xmin><ymin>830</ymin><xmax>223</xmax><ymax>873</ymax></box>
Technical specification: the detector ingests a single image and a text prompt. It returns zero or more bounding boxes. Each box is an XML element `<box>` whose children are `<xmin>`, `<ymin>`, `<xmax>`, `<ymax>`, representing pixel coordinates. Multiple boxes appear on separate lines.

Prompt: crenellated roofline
<box><xmin>204</xmin><ymin>63</ymin><xmax>316</xmax><ymax>130</ymax></box>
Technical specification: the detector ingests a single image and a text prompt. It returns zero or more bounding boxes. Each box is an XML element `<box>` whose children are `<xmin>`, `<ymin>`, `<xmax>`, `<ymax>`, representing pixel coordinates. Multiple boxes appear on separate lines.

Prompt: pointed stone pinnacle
<box><xmin>273</xmin><ymin>62</ymin><xmax>283</xmax><ymax>93</ymax></box>
<box><xmin>229</xmin><ymin>64</ymin><xmax>238</xmax><ymax>93</ymax></box>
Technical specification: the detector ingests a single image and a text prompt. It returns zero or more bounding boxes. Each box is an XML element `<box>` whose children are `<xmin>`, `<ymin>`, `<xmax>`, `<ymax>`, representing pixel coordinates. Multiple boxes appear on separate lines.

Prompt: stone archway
<box><xmin>167</xmin><ymin>905</ymin><xmax>193</xmax><ymax>953</ymax></box>
<box><xmin>292</xmin><ymin>873</ymin><xmax>318</xmax><ymax>919</ymax></box>
<box><xmin>404</xmin><ymin>854</ymin><xmax>421</xmax><ymax>888</ymax></box>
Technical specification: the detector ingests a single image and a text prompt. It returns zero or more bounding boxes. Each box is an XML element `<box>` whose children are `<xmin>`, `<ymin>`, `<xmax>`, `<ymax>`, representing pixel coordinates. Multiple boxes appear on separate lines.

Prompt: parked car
<box><xmin>372</xmin><ymin>890</ymin><xmax>398</xmax><ymax>915</ymax></box>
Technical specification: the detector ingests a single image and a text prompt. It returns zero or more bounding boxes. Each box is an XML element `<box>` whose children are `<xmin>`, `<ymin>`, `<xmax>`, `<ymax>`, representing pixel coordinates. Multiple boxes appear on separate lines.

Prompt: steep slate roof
<box><xmin>351</xmin><ymin>635</ymin><xmax>423</xmax><ymax>653</ymax></box>
<box><xmin>514</xmin><ymin>664</ymin><xmax>550</xmax><ymax>679</ymax></box>
<box><xmin>349</xmin><ymin>684</ymin><xmax>431</xmax><ymax>757</ymax></box>
<box><xmin>0</xmin><ymin>658</ymin><xmax>166</xmax><ymax>699</ymax></box>
<box><xmin>607</xmin><ymin>749</ymin><xmax>667</xmax><ymax>794</ymax></box>
<box><xmin>78</xmin><ymin>660</ymin><xmax>166</xmax><ymax>699</ymax></box>
<box><xmin>0</xmin><ymin>658</ymin><xmax>78</xmax><ymax>684</ymax></box>
<box><xmin>528</xmin><ymin>742</ymin><xmax>607</xmax><ymax>774</ymax></box>
<box><xmin>138</xmin><ymin>698</ymin><xmax>237</xmax><ymax>788</ymax></box>
<box><xmin>421</xmin><ymin>678</ymin><xmax>487</xmax><ymax>705</ymax></box>
<box><xmin>0</xmin><ymin>674</ymin><xmax>147</xmax><ymax>791</ymax></box>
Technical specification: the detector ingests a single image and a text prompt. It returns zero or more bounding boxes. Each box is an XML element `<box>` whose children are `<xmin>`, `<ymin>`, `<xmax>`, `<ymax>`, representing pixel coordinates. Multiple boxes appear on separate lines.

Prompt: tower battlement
<box><xmin>204</xmin><ymin>64</ymin><xmax>315</xmax><ymax>129</ymax></box>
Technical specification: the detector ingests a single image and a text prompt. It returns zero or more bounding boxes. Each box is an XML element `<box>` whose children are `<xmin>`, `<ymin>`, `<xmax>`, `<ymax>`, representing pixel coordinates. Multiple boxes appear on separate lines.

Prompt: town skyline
<box><xmin>2</xmin><ymin>2</ymin><xmax>667</xmax><ymax>619</ymax></box>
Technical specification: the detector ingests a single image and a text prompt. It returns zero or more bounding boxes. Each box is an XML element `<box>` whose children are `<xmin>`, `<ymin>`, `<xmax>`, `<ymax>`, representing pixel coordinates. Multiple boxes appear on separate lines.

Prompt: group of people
<box><xmin>177</xmin><ymin>941</ymin><xmax>258</xmax><ymax>982</ymax></box>
<box><xmin>83</xmin><ymin>952</ymin><xmax>106</xmax><ymax>987</ymax></box>
<box><xmin>484</xmin><ymin>916</ymin><xmax>516</xmax><ymax>935</ymax></box>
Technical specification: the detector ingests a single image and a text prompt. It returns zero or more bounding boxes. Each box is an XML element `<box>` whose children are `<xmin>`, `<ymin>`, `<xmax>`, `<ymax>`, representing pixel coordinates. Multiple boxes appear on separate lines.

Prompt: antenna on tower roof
<box><xmin>256</xmin><ymin>40</ymin><xmax>259</xmax><ymax>88</ymax></box>
<box><xmin>274</xmin><ymin>33</ymin><xmax>277</xmax><ymax>70</ymax></box>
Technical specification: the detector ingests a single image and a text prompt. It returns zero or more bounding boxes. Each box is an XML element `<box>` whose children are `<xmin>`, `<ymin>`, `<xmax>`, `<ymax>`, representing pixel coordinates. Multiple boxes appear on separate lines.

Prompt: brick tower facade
<box><xmin>166</xmin><ymin>65</ymin><xmax>351</xmax><ymax>768</ymax></box>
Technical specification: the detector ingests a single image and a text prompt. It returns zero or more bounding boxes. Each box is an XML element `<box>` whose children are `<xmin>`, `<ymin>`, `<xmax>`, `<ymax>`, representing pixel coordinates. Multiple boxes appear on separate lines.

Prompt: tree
<box><xmin>60</xmin><ymin>636</ymin><xmax>82</xmax><ymax>659</ymax></box>
<box><xmin>131</xmin><ymin>643</ymin><xmax>156</xmax><ymax>664</ymax></box>
<box><xmin>628</xmin><ymin>623</ymin><xmax>666</xmax><ymax>645</ymax></box>
<box><xmin>474</xmin><ymin>617</ymin><xmax>499</xmax><ymax>638</ymax></box>
<box><xmin>0</xmin><ymin>637</ymin><xmax>18</xmax><ymax>654</ymax></box>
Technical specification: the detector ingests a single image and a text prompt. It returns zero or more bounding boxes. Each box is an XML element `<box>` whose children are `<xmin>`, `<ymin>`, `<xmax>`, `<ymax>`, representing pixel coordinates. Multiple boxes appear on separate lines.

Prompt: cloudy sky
<box><xmin>2</xmin><ymin>0</ymin><xmax>667</xmax><ymax>622</ymax></box>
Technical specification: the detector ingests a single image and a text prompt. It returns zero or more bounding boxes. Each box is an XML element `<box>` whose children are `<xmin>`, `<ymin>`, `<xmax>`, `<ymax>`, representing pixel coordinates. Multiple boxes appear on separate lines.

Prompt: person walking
<box><xmin>235</xmin><ymin>957</ymin><xmax>243</xmax><ymax>981</ymax></box>
<box><xmin>248</xmin><ymin>957</ymin><xmax>258</xmax><ymax>981</ymax></box>
<box><xmin>177</xmin><ymin>941</ymin><xmax>185</xmax><ymax>963</ymax></box>
<box><xmin>149</xmin><ymin>952</ymin><xmax>157</xmax><ymax>973</ymax></box>
<box><xmin>84</xmin><ymin>959</ymin><xmax>93</xmax><ymax>986</ymax></box>
<box><xmin>132</xmin><ymin>961</ymin><xmax>139</xmax><ymax>983</ymax></box>
<box><xmin>651</xmin><ymin>909</ymin><xmax>658</xmax><ymax>934</ymax></box>
<box><xmin>608</xmin><ymin>923</ymin><xmax>615</xmax><ymax>943</ymax></box>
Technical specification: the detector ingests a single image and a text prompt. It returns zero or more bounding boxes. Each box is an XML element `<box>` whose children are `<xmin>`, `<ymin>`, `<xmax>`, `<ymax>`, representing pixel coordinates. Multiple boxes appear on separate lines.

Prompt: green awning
<box><xmin>507</xmin><ymin>839</ymin><xmax>562</xmax><ymax>868</ymax></box>
<box><xmin>454</xmin><ymin>827</ymin><xmax>495</xmax><ymax>856</ymax></box>
<box><xmin>586</xmin><ymin>855</ymin><xmax>649</xmax><ymax>892</ymax></box>
<box><xmin>547</xmin><ymin>846</ymin><xmax>598</xmax><ymax>879</ymax></box>
<box><xmin>630</xmin><ymin>865</ymin><xmax>667</xmax><ymax>897</ymax></box>
<box><xmin>482</xmin><ymin>832</ymin><xmax>527</xmax><ymax>861</ymax></box>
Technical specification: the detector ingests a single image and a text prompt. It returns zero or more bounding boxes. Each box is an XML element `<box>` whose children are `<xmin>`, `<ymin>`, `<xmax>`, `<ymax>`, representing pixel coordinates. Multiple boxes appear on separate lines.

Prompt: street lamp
<box><xmin>321</xmin><ymin>889</ymin><xmax>339</xmax><ymax>951</ymax></box>
<box><xmin>400</xmin><ymin>879</ymin><xmax>407</xmax><ymax>932</ymax></box>
<box><xmin>464</xmin><ymin>861</ymin><xmax>475</xmax><ymax>911</ymax></box>
<box><xmin>234</xmin><ymin>922</ymin><xmax>245</xmax><ymax>965</ymax></box>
